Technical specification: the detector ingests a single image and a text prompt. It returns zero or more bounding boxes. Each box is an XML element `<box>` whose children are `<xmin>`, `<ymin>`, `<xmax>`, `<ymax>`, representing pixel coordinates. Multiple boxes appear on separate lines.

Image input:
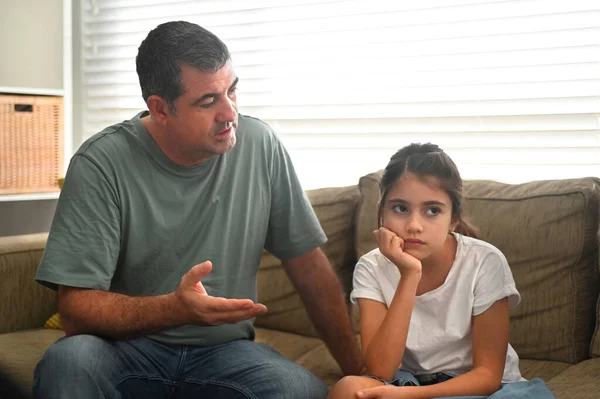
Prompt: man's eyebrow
<box><xmin>191</xmin><ymin>77</ymin><xmax>239</xmax><ymax>106</ymax></box>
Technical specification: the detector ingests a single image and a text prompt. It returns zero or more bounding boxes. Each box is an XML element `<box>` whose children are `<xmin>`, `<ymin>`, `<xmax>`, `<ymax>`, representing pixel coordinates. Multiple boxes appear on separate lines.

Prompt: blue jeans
<box><xmin>33</xmin><ymin>335</ymin><xmax>328</xmax><ymax>399</ymax></box>
<box><xmin>367</xmin><ymin>369</ymin><xmax>453</xmax><ymax>387</ymax></box>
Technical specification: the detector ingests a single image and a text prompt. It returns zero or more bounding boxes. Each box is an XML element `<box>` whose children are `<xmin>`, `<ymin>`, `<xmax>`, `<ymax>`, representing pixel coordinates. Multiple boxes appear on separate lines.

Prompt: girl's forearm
<box><xmin>364</xmin><ymin>272</ymin><xmax>421</xmax><ymax>380</ymax></box>
<box><xmin>406</xmin><ymin>367</ymin><xmax>502</xmax><ymax>399</ymax></box>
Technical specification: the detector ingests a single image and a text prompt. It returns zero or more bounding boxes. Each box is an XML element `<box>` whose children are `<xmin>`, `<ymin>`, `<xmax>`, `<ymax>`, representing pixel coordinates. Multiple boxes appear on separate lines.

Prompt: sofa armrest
<box><xmin>0</xmin><ymin>233</ymin><xmax>57</xmax><ymax>334</ymax></box>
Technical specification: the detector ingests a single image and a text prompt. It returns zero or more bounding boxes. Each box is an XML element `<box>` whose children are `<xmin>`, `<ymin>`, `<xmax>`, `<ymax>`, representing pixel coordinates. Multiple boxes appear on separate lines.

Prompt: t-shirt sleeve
<box><xmin>263</xmin><ymin>132</ymin><xmax>327</xmax><ymax>261</ymax></box>
<box><xmin>350</xmin><ymin>254</ymin><xmax>386</xmax><ymax>305</ymax></box>
<box><xmin>472</xmin><ymin>250</ymin><xmax>521</xmax><ymax>316</ymax></box>
<box><xmin>35</xmin><ymin>154</ymin><xmax>121</xmax><ymax>291</ymax></box>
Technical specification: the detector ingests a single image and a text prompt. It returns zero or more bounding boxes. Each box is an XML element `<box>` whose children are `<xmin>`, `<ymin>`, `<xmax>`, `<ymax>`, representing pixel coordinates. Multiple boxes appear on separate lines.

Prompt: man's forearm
<box><xmin>58</xmin><ymin>287</ymin><xmax>189</xmax><ymax>339</ymax></box>
<box><xmin>284</xmin><ymin>249</ymin><xmax>364</xmax><ymax>376</ymax></box>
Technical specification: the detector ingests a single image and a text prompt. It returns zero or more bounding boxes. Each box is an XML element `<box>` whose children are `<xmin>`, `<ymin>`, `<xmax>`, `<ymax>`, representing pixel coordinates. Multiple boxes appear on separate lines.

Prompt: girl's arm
<box><xmin>358</xmin><ymin>270</ymin><xmax>421</xmax><ymax>381</ymax></box>
<box><xmin>358</xmin><ymin>297</ymin><xmax>509</xmax><ymax>399</ymax></box>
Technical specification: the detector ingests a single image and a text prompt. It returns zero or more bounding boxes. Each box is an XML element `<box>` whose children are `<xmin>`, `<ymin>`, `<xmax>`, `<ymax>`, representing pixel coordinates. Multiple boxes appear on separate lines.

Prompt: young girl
<box><xmin>329</xmin><ymin>143</ymin><xmax>554</xmax><ymax>399</ymax></box>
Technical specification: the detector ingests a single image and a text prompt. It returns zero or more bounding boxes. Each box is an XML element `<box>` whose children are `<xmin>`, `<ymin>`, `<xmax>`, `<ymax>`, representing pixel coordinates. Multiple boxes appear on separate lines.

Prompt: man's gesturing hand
<box><xmin>175</xmin><ymin>261</ymin><xmax>267</xmax><ymax>325</ymax></box>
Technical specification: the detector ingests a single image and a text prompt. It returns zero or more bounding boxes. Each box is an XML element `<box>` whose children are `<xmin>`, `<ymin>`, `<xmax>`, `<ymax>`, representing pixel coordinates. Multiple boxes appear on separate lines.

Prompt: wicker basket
<box><xmin>0</xmin><ymin>95</ymin><xmax>64</xmax><ymax>194</ymax></box>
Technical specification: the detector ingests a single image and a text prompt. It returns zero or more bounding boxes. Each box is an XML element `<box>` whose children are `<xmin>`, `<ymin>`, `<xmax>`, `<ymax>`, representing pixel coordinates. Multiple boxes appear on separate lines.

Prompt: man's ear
<box><xmin>146</xmin><ymin>95</ymin><xmax>171</xmax><ymax>125</ymax></box>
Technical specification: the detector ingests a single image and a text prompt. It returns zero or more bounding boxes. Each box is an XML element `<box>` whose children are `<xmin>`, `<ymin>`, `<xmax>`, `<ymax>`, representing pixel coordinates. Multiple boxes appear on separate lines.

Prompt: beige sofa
<box><xmin>1</xmin><ymin>171</ymin><xmax>599</xmax><ymax>398</ymax></box>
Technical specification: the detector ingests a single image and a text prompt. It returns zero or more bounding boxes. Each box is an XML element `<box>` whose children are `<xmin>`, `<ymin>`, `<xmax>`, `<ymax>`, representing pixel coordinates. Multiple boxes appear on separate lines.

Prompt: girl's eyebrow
<box><xmin>388</xmin><ymin>198</ymin><xmax>448</xmax><ymax>207</ymax></box>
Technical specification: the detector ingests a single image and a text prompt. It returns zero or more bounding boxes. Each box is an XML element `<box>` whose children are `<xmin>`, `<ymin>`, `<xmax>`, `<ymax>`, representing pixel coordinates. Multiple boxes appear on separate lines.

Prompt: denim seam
<box><xmin>174</xmin><ymin>345</ymin><xmax>188</xmax><ymax>380</ymax></box>
<box><xmin>114</xmin><ymin>374</ymin><xmax>177</xmax><ymax>388</ymax></box>
<box><xmin>182</xmin><ymin>377</ymin><xmax>259</xmax><ymax>399</ymax></box>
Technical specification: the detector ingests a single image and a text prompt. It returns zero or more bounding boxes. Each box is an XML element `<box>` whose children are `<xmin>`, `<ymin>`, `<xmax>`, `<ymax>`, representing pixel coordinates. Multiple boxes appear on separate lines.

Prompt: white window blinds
<box><xmin>77</xmin><ymin>0</ymin><xmax>600</xmax><ymax>189</ymax></box>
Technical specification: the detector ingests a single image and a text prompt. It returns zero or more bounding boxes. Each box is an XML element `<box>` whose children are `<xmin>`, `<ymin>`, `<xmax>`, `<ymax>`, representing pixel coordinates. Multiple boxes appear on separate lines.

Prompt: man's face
<box><xmin>166</xmin><ymin>62</ymin><xmax>239</xmax><ymax>164</ymax></box>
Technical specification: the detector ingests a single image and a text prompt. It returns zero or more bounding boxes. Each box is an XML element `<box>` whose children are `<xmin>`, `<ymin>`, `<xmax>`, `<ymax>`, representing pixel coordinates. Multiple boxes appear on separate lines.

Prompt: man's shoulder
<box><xmin>75</xmin><ymin>116</ymin><xmax>140</xmax><ymax>161</ymax></box>
<box><xmin>238</xmin><ymin>114</ymin><xmax>271</xmax><ymax>132</ymax></box>
<box><xmin>238</xmin><ymin>114</ymin><xmax>278</xmax><ymax>144</ymax></box>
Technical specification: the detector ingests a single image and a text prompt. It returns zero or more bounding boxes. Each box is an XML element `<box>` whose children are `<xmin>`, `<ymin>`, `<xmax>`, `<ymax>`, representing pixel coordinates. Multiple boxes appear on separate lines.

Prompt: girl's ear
<box><xmin>449</xmin><ymin>217</ymin><xmax>459</xmax><ymax>233</ymax></box>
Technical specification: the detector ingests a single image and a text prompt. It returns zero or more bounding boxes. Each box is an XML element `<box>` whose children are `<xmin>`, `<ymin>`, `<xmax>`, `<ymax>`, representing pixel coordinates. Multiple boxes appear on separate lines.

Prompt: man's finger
<box><xmin>206</xmin><ymin>296</ymin><xmax>267</xmax><ymax>313</ymax></box>
<box><xmin>203</xmin><ymin>301</ymin><xmax>268</xmax><ymax>325</ymax></box>
<box><xmin>183</xmin><ymin>261</ymin><xmax>212</xmax><ymax>287</ymax></box>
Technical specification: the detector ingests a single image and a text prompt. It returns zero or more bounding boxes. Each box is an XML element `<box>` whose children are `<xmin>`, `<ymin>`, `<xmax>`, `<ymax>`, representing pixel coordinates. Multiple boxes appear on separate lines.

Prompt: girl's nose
<box><xmin>406</xmin><ymin>215</ymin><xmax>423</xmax><ymax>234</ymax></box>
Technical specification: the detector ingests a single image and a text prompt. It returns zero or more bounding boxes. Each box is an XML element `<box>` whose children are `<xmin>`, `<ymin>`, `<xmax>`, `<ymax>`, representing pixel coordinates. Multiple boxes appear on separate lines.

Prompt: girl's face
<box><xmin>380</xmin><ymin>173</ymin><xmax>456</xmax><ymax>262</ymax></box>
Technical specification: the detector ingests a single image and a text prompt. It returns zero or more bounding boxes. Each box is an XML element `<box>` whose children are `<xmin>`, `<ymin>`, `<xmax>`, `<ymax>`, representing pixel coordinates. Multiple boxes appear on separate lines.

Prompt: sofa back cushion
<box><xmin>254</xmin><ymin>185</ymin><xmax>360</xmax><ymax>337</ymax></box>
<box><xmin>0</xmin><ymin>233</ymin><xmax>56</xmax><ymax>333</ymax></box>
<box><xmin>355</xmin><ymin>171</ymin><xmax>600</xmax><ymax>364</ymax></box>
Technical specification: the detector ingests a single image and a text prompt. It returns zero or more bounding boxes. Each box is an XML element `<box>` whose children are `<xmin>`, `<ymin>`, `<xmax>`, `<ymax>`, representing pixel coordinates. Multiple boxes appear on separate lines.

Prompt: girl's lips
<box><xmin>404</xmin><ymin>239</ymin><xmax>424</xmax><ymax>247</ymax></box>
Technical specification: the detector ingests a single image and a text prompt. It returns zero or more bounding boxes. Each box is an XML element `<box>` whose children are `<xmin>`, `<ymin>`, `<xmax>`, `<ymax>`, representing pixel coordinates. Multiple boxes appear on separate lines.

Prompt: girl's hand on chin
<box><xmin>373</xmin><ymin>227</ymin><xmax>422</xmax><ymax>276</ymax></box>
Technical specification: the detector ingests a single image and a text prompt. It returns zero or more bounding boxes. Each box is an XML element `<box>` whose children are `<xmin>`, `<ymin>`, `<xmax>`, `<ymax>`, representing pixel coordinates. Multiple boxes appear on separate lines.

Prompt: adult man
<box><xmin>33</xmin><ymin>21</ymin><xmax>362</xmax><ymax>398</ymax></box>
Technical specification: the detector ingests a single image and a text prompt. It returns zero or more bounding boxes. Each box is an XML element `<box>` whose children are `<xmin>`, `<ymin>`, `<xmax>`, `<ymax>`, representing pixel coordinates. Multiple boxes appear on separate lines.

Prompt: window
<box><xmin>75</xmin><ymin>0</ymin><xmax>600</xmax><ymax>189</ymax></box>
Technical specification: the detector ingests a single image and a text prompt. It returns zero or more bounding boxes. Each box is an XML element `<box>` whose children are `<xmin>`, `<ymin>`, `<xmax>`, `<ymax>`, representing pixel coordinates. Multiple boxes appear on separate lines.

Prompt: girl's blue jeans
<box><xmin>369</xmin><ymin>370</ymin><xmax>555</xmax><ymax>399</ymax></box>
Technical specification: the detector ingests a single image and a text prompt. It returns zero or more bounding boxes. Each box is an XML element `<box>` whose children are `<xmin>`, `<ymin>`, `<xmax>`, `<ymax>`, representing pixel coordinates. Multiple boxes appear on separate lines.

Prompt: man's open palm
<box><xmin>176</xmin><ymin>261</ymin><xmax>267</xmax><ymax>325</ymax></box>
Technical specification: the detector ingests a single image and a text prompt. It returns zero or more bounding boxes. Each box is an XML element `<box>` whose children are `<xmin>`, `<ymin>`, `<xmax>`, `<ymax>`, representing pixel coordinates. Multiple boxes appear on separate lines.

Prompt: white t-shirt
<box><xmin>351</xmin><ymin>233</ymin><xmax>524</xmax><ymax>383</ymax></box>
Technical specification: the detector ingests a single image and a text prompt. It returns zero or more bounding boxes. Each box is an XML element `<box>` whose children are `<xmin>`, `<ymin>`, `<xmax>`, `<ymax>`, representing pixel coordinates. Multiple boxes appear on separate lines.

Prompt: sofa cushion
<box><xmin>355</xmin><ymin>172</ymin><xmax>600</xmax><ymax>364</ymax></box>
<box><xmin>0</xmin><ymin>328</ymin><xmax>64</xmax><ymax>394</ymax></box>
<box><xmin>462</xmin><ymin>178</ymin><xmax>600</xmax><ymax>364</ymax></box>
<box><xmin>0</xmin><ymin>233</ymin><xmax>57</xmax><ymax>334</ymax></box>
<box><xmin>518</xmin><ymin>359</ymin><xmax>571</xmax><ymax>382</ymax></box>
<box><xmin>355</xmin><ymin>171</ymin><xmax>382</xmax><ymax>259</ymax></box>
<box><xmin>546</xmin><ymin>358</ymin><xmax>600</xmax><ymax>399</ymax></box>
<box><xmin>254</xmin><ymin>185</ymin><xmax>360</xmax><ymax>337</ymax></box>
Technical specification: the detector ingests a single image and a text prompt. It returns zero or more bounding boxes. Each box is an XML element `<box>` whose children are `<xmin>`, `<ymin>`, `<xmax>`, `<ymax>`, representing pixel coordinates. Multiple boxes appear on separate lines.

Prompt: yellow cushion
<box><xmin>44</xmin><ymin>313</ymin><xmax>63</xmax><ymax>330</ymax></box>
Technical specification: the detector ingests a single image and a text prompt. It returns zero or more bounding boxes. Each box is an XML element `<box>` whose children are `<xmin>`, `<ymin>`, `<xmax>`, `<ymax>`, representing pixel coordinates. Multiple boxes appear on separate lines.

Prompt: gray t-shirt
<box><xmin>36</xmin><ymin>112</ymin><xmax>327</xmax><ymax>346</ymax></box>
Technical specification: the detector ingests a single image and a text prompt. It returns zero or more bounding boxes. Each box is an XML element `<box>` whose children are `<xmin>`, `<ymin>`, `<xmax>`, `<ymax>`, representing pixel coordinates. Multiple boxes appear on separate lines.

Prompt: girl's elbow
<box><xmin>481</xmin><ymin>370</ymin><xmax>503</xmax><ymax>395</ymax></box>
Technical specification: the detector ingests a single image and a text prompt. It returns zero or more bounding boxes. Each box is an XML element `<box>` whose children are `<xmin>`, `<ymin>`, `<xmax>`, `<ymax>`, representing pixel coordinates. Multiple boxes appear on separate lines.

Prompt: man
<box><xmin>33</xmin><ymin>21</ymin><xmax>362</xmax><ymax>398</ymax></box>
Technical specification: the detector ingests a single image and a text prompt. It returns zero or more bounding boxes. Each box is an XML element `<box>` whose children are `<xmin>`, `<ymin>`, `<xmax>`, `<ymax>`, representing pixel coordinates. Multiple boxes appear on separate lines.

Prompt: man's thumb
<box><xmin>185</xmin><ymin>261</ymin><xmax>212</xmax><ymax>286</ymax></box>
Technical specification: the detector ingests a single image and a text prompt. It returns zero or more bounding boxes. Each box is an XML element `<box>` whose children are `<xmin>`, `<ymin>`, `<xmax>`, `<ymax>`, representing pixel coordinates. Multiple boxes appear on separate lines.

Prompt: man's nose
<box><xmin>217</xmin><ymin>97</ymin><xmax>237</xmax><ymax>123</ymax></box>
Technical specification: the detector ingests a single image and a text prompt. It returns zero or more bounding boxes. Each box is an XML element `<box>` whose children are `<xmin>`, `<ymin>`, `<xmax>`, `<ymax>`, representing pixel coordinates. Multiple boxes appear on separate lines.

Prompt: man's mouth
<box><xmin>214</xmin><ymin>125</ymin><xmax>233</xmax><ymax>140</ymax></box>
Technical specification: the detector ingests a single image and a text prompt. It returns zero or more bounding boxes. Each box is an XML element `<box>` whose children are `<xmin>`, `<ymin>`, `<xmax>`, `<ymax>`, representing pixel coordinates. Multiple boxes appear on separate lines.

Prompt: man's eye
<box><xmin>200</xmin><ymin>101</ymin><xmax>215</xmax><ymax>108</ymax></box>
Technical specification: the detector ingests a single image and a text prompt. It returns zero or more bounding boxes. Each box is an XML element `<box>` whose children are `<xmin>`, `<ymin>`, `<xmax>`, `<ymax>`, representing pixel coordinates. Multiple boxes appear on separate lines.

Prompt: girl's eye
<box><xmin>426</xmin><ymin>207</ymin><xmax>441</xmax><ymax>216</ymax></box>
<box><xmin>392</xmin><ymin>205</ymin><xmax>408</xmax><ymax>213</ymax></box>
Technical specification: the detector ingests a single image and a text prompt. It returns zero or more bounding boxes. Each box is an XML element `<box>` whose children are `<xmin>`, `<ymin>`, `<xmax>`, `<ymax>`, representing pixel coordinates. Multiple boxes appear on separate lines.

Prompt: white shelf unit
<box><xmin>0</xmin><ymin>0</ymin><xmax>72</xmax><ymax>202</ymax></box>
<box><xmin>0</xmin><ymin>192</ymin><xmax>60</xmax><ymax>202</ymax></box>
<box><xmin>0</xmin><ymin>87</ymin><xmax>65</xmax><ymax>97</ymax></box>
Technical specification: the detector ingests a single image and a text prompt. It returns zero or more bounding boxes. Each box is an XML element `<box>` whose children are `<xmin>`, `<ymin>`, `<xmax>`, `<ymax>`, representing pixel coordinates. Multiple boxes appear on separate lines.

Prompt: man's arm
<box><xmin>59</xmin><ymin>261</ymin><xmax>267</xmax><ymax>339</ymax></box>
<box><xmin>283</xmin><ymin>248</ymin><xmax>364</xmax><ymax>376</ymax></box>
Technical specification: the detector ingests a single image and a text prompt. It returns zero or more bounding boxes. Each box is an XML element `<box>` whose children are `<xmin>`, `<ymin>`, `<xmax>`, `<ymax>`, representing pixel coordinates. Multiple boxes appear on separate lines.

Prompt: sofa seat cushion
<box><xmin>0</xmin><ymin>328</ymin><xmax>64</xmax><ymax>393</ymax></box>
<box><xmin>518</xmin><ymin>359</ymin><xmax>571</xmax><ymax>382</ymax></box>
<box><xmin>546</xmin><ymin>358</ymin><xmax>600</xmax><ymax>399</ymax></box>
